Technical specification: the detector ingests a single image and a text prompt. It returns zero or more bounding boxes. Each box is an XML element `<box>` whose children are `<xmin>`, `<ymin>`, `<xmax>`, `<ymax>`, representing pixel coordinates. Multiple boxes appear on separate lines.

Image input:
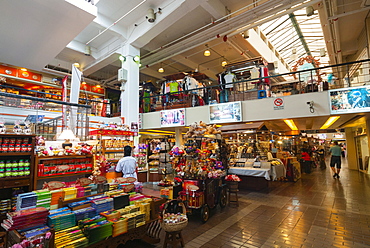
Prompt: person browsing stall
<box><xmin>115</xmin><ymin>146</ymin><xmax>137</xmax><ymax>179</ymax></box>
<box><xmin>329</xmin><ymin>141</ymin><xmax>342</xmax><ymax>179</ymax></box>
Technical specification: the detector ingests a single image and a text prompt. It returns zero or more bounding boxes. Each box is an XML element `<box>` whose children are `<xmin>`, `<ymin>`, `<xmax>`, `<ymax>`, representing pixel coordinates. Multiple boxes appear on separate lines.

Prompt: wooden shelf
<box><xmin>103</xmin><ymin>149</ymin><xmax>124</xmax><ymax>153</ymax></box>
<box><xmin>0</xmin><ymin>152</ymin><xmax>32</xmax><ymax>156</ymax></box>
<box><xmin>36</xmin><ymin>154</ymin><xmax>93</xmax><ymax>160</ymax></box>
<box><xmin>0</xmin><ymin>134</ymin><xmax>35</xmax><ymax>137</ymax></box>
<box><xmin>2</xmin><ymin>176</ymin><xmax>30</xmax><ymax>180</ymax></box>
<box><xmin>36</xmin><ymin>171</ymin><xmax>92</xmax><ymax>180</ymax></box>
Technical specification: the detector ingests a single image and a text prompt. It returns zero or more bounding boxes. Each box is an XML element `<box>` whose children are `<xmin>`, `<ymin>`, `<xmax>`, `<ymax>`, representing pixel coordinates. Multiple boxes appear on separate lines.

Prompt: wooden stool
<box><xmin>228</xmin><ymin>182</ymin><xmax>239</xmax><ymax>207</ymax></box>
<box><xmin>163</xmin><ymin>230</ymin><xmax>184</xmax><ymax>248</ymax></box>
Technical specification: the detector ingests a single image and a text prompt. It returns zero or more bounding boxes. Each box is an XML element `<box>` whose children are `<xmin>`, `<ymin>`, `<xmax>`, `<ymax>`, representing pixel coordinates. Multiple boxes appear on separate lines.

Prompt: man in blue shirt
<box><xmin>329</xmin><ymin>141</ymin><xmax>342</xmax><ymax>178</ymax></box>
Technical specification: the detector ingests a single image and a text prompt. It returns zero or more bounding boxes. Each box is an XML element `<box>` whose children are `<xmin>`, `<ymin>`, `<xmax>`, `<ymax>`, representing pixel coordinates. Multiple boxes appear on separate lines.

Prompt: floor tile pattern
<box><xmin>123</xmin><ymin>159</ymin><xmax>370</xmax><ymax>247</ymax></box>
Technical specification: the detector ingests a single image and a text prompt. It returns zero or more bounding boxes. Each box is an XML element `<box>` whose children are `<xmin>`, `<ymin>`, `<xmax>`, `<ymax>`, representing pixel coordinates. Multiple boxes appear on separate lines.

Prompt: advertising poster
<box><xmin>209</xmin><ymin>102</ymin><xmax>242</xmax><ymax>124</ymax></box>
<box><xmin>160</xmin><ymin>108</ymin><xmax>185</xmax><ymax>127</ymax></box>
<box><xmin>329</xmin><ymin>86</ymin><xmax>370</xmax><ymax>114</ymax></box>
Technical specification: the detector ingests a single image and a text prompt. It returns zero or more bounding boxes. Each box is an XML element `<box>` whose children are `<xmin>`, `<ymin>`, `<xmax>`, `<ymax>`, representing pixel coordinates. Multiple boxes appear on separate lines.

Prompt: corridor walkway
<box><xmin>128</xmin><ymin>159</ymin><xmax>370</xmax><ymax>247</ymax></box>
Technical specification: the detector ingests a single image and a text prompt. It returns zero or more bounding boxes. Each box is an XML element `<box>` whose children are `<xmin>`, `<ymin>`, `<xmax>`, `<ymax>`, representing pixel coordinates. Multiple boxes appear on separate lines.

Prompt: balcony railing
<box><xmin>140</xmin><ymin>59</ymin><xmax>370</xmax><ymax>113</ymax></box>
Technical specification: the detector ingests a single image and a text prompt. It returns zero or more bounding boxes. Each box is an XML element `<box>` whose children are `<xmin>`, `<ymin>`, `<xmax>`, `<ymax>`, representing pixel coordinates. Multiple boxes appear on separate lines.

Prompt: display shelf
<box><xmin>103</xmin><ymin>149</ymin><xmax>125</xmax><ymax>153</ymax></box>
<box><xmin>36</xmin><ymin>171</ymin><xmax>92</xmax><ymax>180</ymax></box>
<box><xmin>0</xmin><ymin>134</ymin><xmax>35</xmax><ymax>191</ymax></box>
<box><xmin>36</xmin><ymin>154</ymin><xmax>93</xmax><ymax>160</ymax></box>
<box><xmin>0</xmin><ymin>152</ymin><xmax>32</xmax><ymax>156</ymax></box>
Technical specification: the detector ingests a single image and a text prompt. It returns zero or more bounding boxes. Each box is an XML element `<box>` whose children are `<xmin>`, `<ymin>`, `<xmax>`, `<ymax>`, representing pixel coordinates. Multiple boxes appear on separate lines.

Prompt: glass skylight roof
<box><xmin>260</xmin><ymin>8</ymin><xmax>330</xmax><ymax>70</ymax></box>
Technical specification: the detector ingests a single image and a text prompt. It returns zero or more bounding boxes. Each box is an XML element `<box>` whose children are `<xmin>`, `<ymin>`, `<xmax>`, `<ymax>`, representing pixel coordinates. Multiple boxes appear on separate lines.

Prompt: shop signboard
<box><xmin>160</xmin><ymin>108</ymin><xmax>185</xmax><ymax>127</ymax></box>
<box><xmin>329</xmin><ymin>85</ymin><xmax>370</xmax><ymax>114</ymax></box>
<box><xmin>209</xmin><ymin>101</ymin><xmax>242</xmax><ymax>124</ymax></box>
<box><xmin>131</xmin><ymin>122</ymin><xmax>139</xmax><ymax>132</ymax></box>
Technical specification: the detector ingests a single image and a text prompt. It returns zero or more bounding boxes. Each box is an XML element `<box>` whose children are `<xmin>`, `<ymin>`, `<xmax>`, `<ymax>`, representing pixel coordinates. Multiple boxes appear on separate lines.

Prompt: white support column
<box><xmin>175</xmin><ymin>128</ymin><xmax>184</xmax><ymax>147</ymax></box>
<box><xmin>120</xmin><ymin>44</ymin><xmax>140</xmax><ymax>145</ymax></box>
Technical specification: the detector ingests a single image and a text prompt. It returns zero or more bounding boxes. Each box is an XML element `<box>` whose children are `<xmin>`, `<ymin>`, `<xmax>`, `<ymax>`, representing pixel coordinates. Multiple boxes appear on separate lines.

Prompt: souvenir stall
<box><xmin>167</xmin><ymin>121</ymin><xmax>227</xmax><ymax>223</ymax></box>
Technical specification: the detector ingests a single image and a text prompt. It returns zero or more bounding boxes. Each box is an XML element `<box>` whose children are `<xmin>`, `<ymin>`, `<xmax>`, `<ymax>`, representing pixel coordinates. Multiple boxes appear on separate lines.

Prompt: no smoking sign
<box><xmin>273</xmin><ymin>97</ymin><xmax>284</xmax><ymax>110</ymax></box>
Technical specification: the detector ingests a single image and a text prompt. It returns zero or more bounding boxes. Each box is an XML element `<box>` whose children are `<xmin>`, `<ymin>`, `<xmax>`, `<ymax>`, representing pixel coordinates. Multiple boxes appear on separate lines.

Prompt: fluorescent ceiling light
<box><xmin>147</xmin><ymin>130</ymin><xmax>175</xmax><ymax>134</ymax></box>
<box><xmin>284</xmin><ymin>119</ymin><xmax>298</xmax><ymax>131</ymax></box>
<box><xmin>320</xmin><ymin>116</ymin><xmax>340</xmax><ymax>129</ymax></box>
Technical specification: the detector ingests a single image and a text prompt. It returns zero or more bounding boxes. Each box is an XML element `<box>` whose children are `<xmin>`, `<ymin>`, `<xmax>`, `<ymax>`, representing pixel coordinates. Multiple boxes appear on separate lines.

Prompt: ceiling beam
<box><xmin>141</xmin><ymin>0</ymin><xmax>321</xmax><ymax>68</ymax></box>
<box><xmin>200</xmin><ymin>0</ymin><xmax>226</xmax><ymax>19</ymax></box>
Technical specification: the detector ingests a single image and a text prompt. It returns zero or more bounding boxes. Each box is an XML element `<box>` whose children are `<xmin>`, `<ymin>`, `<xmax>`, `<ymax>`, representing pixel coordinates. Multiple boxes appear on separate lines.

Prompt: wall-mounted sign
<box><xmin>273</xmin><ymin>97</ymin><xmax>284</xmax><ymax>110</ymax></box>
<box><xmin>329</xmin><ymin>86</ymin><xmax>370</xmax><ymax>114</ymax></box>
<box><xmin>209</xmin><ymin>102</ymin><xmax>242</xmax><ymax>124</ymax></box>
<box><xmin>160</xmin><ymin>108</ymin><xmax>185</xmax><ymax>127</ymax></box>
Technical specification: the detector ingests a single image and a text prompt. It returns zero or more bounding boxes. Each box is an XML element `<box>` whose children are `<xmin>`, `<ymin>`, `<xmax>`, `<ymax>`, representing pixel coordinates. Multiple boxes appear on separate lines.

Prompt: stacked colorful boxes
<box><xmin>109</xmin><ymin>217</ymin><xmax>128</xmax><ymax>237</ymax></box>
<box><xmin>111</xmin><ymin>193</ymin><xmax>129</xmax><ymax>210</ymax></box>
<box><xmin>63</xmin><ymin>187</ymin><xmax>77</xmax><ymax>201</ymax></box>
<box><xmin>76</xmin><ymin>186</ymin><xmax>85</xmax><ymax>198</ymax></box>
<box><xmin>134</xmin><ymin>211</ymin><xmax>146</xmax><ymax>227</ymax></box>
<box><xmin>1</xmin><ymin>207</ymin><xmax>49</xmax><ymax>231</ymax></box>
<box><xmin>83</xmin><ymin>186</ymin><xmax>91</xmax><ymax>196</ymax></box>
<box><xmin>50</xmin><ymin>189</ymin><xmax>64</xmax><ymax>210</ymax></box>
<box><xmin>20</xmin><ymin>225</ymin><xmax>51</xmax><ymax>239</ymax></box>
<box><xmin>91</xmin><ymin>198</ymin><xmax>113</xmax><ymax>214</ymax></box>
<box><xmin>73</xmin><ymin>207</ymin><xmax>96</xmax><ymax>222</ymax></box>
<box><xmin>67</xmin><ymin>200</ymin><xmax>91</xmax><ymax>211</ymax></box>
<box><xmin>35</xmin><ymin>190</ymin><xmax>51</xmax><ymax>209</ymax></box>
<box><xmin>54</xmin><ymin>226</ymin><xmax>88</xmax><ymax>248</ymax></box>
<box><xmin>48</xmin><ymin>207</ymin><xmax>76</xmax><ymax>231</ymax></box>
<box><xmin>83</xmin><ymin>219</ymin><xmax>113</xmax><ymax>244</ymax></box>
<box><xmin>100</xmin><ymin>210</ymin><xmax>120</xmax><ymax>221</ymax></box>
<box><xmin>0</xmin><ymin>199</ymin><xmax>12</xmax><ymax>215</ymax></box>
<box><xmin>139</xmin><ymin>202</ymin><xmax>151</xmax><ymax>222</ymax></box>
<box><xmin>15</xmin><ymin>192</ymin><xmax>37</xmax><ymax>211</ymax></box>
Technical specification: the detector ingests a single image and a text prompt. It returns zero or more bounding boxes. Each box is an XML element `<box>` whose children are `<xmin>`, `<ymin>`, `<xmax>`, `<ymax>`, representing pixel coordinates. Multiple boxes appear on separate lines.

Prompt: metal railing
<box><xmin>140</xmin><ymin>59</ymin><xmax>370</xmax><ymax>112</ymax></box>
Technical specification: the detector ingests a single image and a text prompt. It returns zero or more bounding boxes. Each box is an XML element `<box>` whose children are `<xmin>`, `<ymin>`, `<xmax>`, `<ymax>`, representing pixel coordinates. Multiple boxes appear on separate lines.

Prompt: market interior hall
<box><xmin>0</xmin><ymin>0</ymin><xmax>370</xmax><ymax>247</ymax></box>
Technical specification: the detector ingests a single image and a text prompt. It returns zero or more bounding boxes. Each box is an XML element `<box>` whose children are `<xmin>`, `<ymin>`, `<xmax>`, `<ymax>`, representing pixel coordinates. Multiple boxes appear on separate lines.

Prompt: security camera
<box><xmin>307</xmin><ymin>101</ymin><xmax>314</xmax><ymax>105</ymax></box>
<box><xmin>146</xmin><ymin>8</ymin><xmax>156</xmax><ymax>23</ymax></box>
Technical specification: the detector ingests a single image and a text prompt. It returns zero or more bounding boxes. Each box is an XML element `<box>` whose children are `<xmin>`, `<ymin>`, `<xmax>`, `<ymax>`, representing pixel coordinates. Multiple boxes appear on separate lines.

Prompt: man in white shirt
<box><xmin>115</xmin><ymin>146</ymin><xmax>137</xmax><ymax>179</ymax></box>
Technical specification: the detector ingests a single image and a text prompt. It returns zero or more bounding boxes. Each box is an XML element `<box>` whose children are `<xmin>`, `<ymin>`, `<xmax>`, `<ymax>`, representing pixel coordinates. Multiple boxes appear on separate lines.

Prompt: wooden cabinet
<box><xmin>0</xmin><ymin>134</ymin><xmax>35</xmax><ymax>191</ymax></box>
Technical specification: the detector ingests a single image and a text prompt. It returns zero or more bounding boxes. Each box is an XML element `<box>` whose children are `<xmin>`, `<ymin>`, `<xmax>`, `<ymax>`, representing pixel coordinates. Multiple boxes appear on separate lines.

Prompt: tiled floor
<box><xmin>125</xmin><ymin>158</ymin><xmax>370</xmax><ymax>247</ymax></box>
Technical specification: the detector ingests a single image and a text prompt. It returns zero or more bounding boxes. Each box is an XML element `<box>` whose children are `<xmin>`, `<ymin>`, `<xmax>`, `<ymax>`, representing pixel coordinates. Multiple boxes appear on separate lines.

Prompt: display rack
<box><xmin>134</xmin><ymin>145</ymin><xmax>148</xmax><ymax>182</ymax></box>
<box><xmin>33</xmin><ymin>154</ymin><xmax>94</xmax><ymax>189</ymax></box>
<box><xmin>0</xmin><ymin>134</ymin><xmax>35</xmax><ymax>189</ymax></box>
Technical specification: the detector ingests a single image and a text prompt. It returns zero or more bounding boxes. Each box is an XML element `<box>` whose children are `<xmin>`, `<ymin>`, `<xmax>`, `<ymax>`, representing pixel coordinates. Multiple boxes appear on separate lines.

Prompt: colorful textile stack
<box><xmin>1</xmin><ymin>207</ymin><xmax>49</xmax><ymax>231</ymax></box>
<box><xmin>48</xmin><ymin>207</ymin><xmax>76</xmax><ymax>231</ymax></box>
<box><xmin>73</xmin><ymin>207</ymin><xmax>96</xmax><ymax>222</ymax></box>
<box><xmin>109</xmin><ymin>216</ymin><xmax>128</xmax><ymax>237</ymax></box>
<box><xmin>100</xmin><ymin>209</ymin><xmax>120</xmax><ymax>220</ymax></box>
<box><xmin>63</xmin><ymin>187</ymin><xmax>77</xmax><ymax>201</ymax></box>
<box><xmin>83</xmin><ymin>219</ymin><xmax>113</xmax><ymax>244</ymax></box>
<box><xmin>15</xmin><ymin>192</ymin><xmax>37</xmax><ymax>211</ymax></box>
<box><xmin>54</xmin><ymin>226</ymin><xmax>88</xmax><ymax>248</ymax></box>
<box><xmin>50</xmin><ymin>189</ymin><xmax>64</xmax><ymax>210</ymax></box>
<box><xmin>91</xmin><ymin>197</ymin><xmax>113</xmax><ymax>214</ymax></box>
<box><xmin>35</xmin><ymin>190</ymin><xmax>51</xmax><ymax>209</ymax></box>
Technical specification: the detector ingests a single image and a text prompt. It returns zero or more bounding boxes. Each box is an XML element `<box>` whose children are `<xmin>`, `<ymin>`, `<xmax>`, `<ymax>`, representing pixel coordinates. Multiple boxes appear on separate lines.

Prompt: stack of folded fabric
<box><xmin>1</xmin><ymin>207</ymin><xmax>49</xmax><ymax>231</ymax></box>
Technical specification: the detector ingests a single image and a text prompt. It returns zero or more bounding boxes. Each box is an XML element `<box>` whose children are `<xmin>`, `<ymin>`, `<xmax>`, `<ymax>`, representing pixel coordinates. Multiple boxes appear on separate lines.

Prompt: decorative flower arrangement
<box><xmin>225</xmin><ymin>174</ymin><xmax>241</xmax><ymax>182</ymax></box>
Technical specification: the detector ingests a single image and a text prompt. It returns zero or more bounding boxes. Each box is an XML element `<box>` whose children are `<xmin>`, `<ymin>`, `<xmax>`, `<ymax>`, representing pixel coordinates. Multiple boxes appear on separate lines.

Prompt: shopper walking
<box><xmin>329</xmin><ymin>141</ymin><xmax>342</xmax><ymax>178</ymax></box>
<box><xmin>301</xmin><ymin>148</ymin><xmax>311</xmax><ymax>174</ymax></box>
<box><xmin>317</xmin><ymin>145</ymin><xmax>326</xmax><ymax>169</ymax></box>
<box><xmin>115</xmin><ymin>146</ymin><xmax>138</xmax><ymax>179</ymax></box>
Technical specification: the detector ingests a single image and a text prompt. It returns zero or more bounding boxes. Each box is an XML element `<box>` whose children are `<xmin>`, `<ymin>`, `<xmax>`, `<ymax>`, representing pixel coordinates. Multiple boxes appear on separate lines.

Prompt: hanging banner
<box><xmin>70</xmin><ymin>65</ymin><xmax>82</xmax><ymax>134</ymax></box>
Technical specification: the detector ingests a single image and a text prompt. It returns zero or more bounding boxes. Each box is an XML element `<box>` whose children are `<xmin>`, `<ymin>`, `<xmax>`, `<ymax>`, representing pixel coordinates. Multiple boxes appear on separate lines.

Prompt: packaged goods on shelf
<box><xmin>100</xmin><ymin>209</ymin><xmax>121</xmax><ymax>220</ymax></box>
<box><xmin>35</xmin><ymin>190</ymin><xmax>52</xmax><ymax>209</ymax></box>
<box><xmin>20</xmin><ymin>225</ymin><xmax>50</xmax><ymax>239</ymax></box>
<box><xmin>63</xmin><ymin>187</ymin><xmax>77</xmax><ymax>201</ymax></box>
<box><xmin>1</xmin><ymin>207</ymin><xmax>49</xmax><ymax>231</ymax></box>
<box><xmin>67</xmin><ymin>200</ymin><xmax>91</xmax><ymax>211</ymax></box>
<box><xmin>91</xmin><ymin>197</ymin><xmax>113</xmax><ymax>213</ymax></box>
<box><xmin>50</xmin><ymin>189</ymin><xmax>64</xmax><ymax>210</ymax></box>
<box><xmin>109</xmin><ymin>216</ymin><xmax>128</xmax><ymax>237</ymax></box>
